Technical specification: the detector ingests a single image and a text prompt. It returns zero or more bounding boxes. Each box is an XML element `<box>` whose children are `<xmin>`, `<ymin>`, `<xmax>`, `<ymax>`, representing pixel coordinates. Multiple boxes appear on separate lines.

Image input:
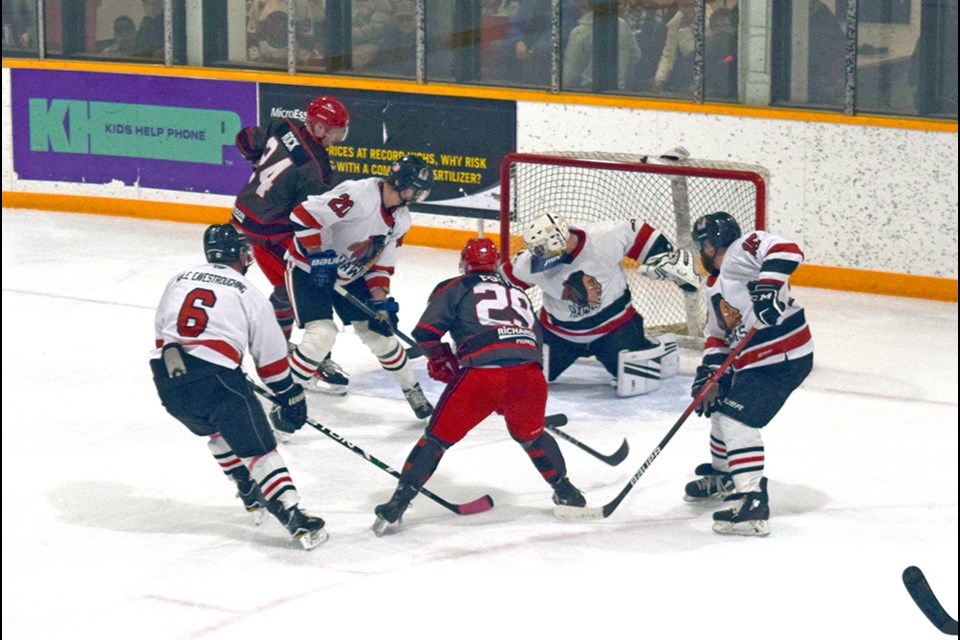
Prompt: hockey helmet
<box><xmin>204</xmin><ymin>224</ymin><xmax>253</xmax><ymax>267</ymax></box>
<box><xmin>692</xmin><ymin>211</ymin><xmax>741</xmax><ymax>252</ymax></box>
<box><xmin>306</xmin><ymin>95</ymin><xmax>350</xmax><ymax>142</ymax></box>
<box><xmin>386</xmin><ymin>155</ymin><xmax>435</xmax><ymax>205</ymax></box>
<box><xmin>460</xmin><ymin>237</ymin><xmax>499</xmax><ymax>274</ymax></box>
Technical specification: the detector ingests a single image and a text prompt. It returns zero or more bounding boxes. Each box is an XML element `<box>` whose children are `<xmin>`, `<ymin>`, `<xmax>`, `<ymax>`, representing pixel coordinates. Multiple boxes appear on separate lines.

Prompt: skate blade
<box><xmin>712</xmin><ymin>519</ymin><xmax>770</xmax><ymax>536</ymax></box>
<box><xmin>248</xmin><ymin>506</ymin><xmax>268</xmax><ymax>526</ymax></box>
<box><xmin>296</xmin><ymin>527</ymin><xmax>329</xmax><ymax>550</ymax></box>
<box><xmin>309</xmin><ymin>379</ymin><xmax>348</xmax><ymax>396</ymax></box>
<box><xmin>371</xmin><ymin>516</ymin><xmax>398</xmax><ymax>537</ymax></box>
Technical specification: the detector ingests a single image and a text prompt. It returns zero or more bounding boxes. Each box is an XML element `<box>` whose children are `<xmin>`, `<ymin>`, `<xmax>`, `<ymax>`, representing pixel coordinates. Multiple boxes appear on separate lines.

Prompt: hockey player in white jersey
<box><xmin>285</xmin><ymin>154</ymin><xmax>435</xmax><ymax>419</ymax></box>
<box><xmin>501</xmin><ymin>211</ymin><xmax>699</xmax><ymax>396</ymax></box>
<box><xmin>150</xmin><ymin>224</ymin><xmax>327</xmax><ymax>550</ymax></box>
<box><xmin>684</xmin><ymin>211</ymin><xmax>813</xmax><ymax>536</ymax></box>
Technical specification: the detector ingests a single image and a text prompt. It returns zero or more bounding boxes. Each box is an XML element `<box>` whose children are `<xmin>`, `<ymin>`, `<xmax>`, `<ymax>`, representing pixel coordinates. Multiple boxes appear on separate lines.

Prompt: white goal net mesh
<box><xmin>498</xmin><ymin>151</ymin><xmax>768</xmax><ymax>340</ymax></box>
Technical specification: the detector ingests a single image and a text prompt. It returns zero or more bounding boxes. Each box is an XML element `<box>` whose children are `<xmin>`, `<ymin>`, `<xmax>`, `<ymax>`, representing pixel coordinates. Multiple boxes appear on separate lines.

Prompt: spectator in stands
<box><xmin>135</xmin><ymin>0</ymin><xmax>165</xmax><ymax>58</ymax></box>
<box><xmin>247</xmin><ymin>0</ymin><xmax>322</xmax><ymax>65</ymax></box>
<box><xmin>563</xmin><ymin>0</ymin><xmax>641</xmax><ymax>91</ymax></box>
<box><xmin>704</xmin><ymin>7</ymin><xmax>737</xmax><ymax>99</ymax></box>
<box><xmin>352</xmin><ymin>0</ymin><xmax>392</xmax><ymax>69</ymax></box>
<box><xmin>502</xmin><ymin>0</ymin><xmax>578</xmax><ymax>85</ymax></box>
<box><xmin>374</xmin><ymin>1</ymin><xmax>417</xmax><ymax>76</ymax></box>
<box><xmin>2</xmin><ymin>0</ymin><xmax>35</xmax><ymax>50</ymax></box>
<box><xmin>653</xmin><ymin>0</ymin><xmax>695</xmax><ymax>93</ymax></box>
<box><xmin>807</xmin><ymin>0</ymin><xmax>845</xmax><ymax>105</ymax></box>
<box><xmin>103</xmin><ymin>15</ymin><xmax>137</xmax><ymax>57</ymax></box>
<box><xmin>620</xmin><ymin>0</ymin><xmax>667</xmax><ymax>91</ymax></box>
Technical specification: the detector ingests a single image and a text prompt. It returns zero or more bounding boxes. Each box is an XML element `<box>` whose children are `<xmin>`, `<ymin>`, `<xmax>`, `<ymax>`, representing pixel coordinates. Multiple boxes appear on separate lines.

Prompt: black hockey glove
<box><xmin>235</xmin><ymin>128</ymin><xmax>263</xmax><ymax>163</ymax></box>
<box><xmin>748</xmin><ymin>280</ymin><xmax>785</xmax><ymax>327</ymax></box>
<box><xmin>308</xmin><ymin>250</ymin><xmax>339</xmax><ymax>289</ymax></box>
<box><xmin>367</xmin><ymin>297</ymin><xmax>399</xmax><ymax>337</ymax></box>
<box><xmin>271</xmin><ymin>383</ymin><xmax>307</xmax><ymax>433</ymax></box>
<box><xmin>691</xmin><ymin>365</ymin><xmax>731</xmax><ymax>418</ymax></box>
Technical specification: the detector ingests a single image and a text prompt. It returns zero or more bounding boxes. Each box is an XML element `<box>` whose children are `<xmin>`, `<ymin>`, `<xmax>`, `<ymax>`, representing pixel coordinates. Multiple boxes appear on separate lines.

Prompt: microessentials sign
<box><xmin>11</xmin><ymin>69</ymin><xmax>256</xmax><ymax>194</ymax></box>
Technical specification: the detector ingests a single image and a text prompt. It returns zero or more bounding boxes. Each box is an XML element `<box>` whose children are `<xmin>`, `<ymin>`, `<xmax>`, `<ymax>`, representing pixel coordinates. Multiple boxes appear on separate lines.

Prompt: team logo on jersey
<box><xmin>562</xmin><ymin>270</ymin><xmax>602</xmax><ymax>313</ymax></box>
<box><xmin>710</xmin><ymin>293</ymin><xmax>742</xmax><ymax>333</ymax></box>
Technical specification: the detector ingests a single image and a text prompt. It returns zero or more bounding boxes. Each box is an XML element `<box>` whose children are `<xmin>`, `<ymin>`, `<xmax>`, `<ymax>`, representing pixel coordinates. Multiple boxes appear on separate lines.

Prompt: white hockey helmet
<box><xmin>523</xmin><ymin>211</ymin><xmax>569</xmax><ymax>258</ymax></box>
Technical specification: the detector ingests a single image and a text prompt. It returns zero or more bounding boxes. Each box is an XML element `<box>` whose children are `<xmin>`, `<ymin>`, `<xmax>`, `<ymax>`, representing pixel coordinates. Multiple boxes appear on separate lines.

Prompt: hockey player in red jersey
<box><xmin>285</xmin><ymin>154</ymin><xmax>435</xmax><ymax>419</ymax></box>
<box><xmin>371</xmin><ymin>237</ymin><xmax>586</xmax><ymax>535</ymax></box>
<box><xmin>684</xmin><ymin>211</ymin><xmax>813</xmax><ymax>536</ymax></box>
<box><xmin>231</xmin><ymin>94</ymin><xmax>350</xmax><ymax>394</ymax></box>
<box><xmin>501</xmin><ymin>211</ymin><xmax>699</xmax><ymax>396</ymax></box>
<box><xmin>150</xmin><ymin>224</ymin><xmax>327</xmax><ymax>550</ymax></box>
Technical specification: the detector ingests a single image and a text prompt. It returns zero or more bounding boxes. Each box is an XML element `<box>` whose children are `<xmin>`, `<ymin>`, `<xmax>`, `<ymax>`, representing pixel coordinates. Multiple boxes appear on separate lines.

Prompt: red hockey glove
<box><xmin>427</xmin><ymin>344</ymin><xmax>460</xmax><ymax>384</ymax></box>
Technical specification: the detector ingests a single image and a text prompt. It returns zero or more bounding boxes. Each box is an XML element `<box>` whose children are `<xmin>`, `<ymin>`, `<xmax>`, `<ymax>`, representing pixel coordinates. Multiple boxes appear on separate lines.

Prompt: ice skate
<box><xmin>268</xmin><ymin>501</ymin><xmax>329</xmax><ymax>550</ymax></box>
<box><xmin>236</xmin><ymin>478</ymin><xmax>268</xmax><ymax>526</ymax></box>
<box><xmin>684</xmin><ymin>462</ymin><xmax>735</xmax><ymax>502</ymax></box>
<box><xmin>311</xmin><ymin>356</ymin><xmax>349</xmax><ymax>395</ymax></box>
<box><xmin>372</xmin><ymin>484</ymin><xmax>418</xmax><ymax>536</ymax></box>
<box><xmin>403</xmin><ymin>383</ymin><xmax>433</xmax><ymax>419</ymax></box>
<box><xmin>551</xmin><ymin>477</ymin><xmax>586</xmax><ymax>507</ymax></box>
<box><xmin>712</xmin><ymin>477</ymin><xmax>770</xmax><ymax>536</ymax></box>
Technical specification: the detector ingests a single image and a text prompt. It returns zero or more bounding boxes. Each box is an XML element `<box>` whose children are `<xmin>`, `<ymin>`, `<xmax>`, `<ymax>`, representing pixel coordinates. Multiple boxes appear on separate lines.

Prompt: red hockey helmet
<box><xmin>460</xmin><ymin>237</ymin><xmax>499</xmax><ymax>274</ymax></box>
<box><xmin>306</xmin><ymin>96</ymin><xmax>350</xmax><ymax>142</ymax></box>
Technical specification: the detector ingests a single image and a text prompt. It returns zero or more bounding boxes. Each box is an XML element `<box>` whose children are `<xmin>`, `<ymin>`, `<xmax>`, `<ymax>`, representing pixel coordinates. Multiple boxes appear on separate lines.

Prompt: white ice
<box><xmin>2</xmin><ymin>210</ymin><xmax>957</xmax><ymax>640</ymax></box>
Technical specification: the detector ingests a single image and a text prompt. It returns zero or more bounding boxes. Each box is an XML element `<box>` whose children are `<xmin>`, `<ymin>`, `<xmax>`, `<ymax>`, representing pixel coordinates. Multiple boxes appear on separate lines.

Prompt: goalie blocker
<box><xmin>616</xmin><ymin>333</ymin><xmax>679</xmax><ymax>397</ymax></box>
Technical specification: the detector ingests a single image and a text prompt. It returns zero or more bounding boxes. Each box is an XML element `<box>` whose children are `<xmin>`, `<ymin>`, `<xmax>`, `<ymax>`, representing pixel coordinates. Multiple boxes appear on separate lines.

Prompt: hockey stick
<box><xmin>543</xmin><ymin>414</ymin><xmax>629</xmax><ymax>466</ymax></box>
<box><xmin>332</xmin><ymin>283</ymin><xmax>425</xmax><ymax>359</ymax></box>
<box><xmin>903</xmin><ymin>566</ymin><xmax>959</xmax><ymax>635</ymax></box>
<box><xmin>555</xmin><ymin>324</ymin><xmax>761</xmax><ymax>520</ymax></box>
<box><xmin>248</xmin><ymin>380</ymin><xmax>493</xmax><ymax>516</ymax></box>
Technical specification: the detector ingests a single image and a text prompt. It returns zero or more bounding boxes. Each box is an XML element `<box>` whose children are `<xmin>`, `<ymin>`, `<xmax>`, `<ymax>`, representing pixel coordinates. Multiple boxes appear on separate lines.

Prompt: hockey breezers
<box><xmin>249</xmin><ymin>380</ymin><xmax>493</xmax><ymax>516</ymax></box>
<box><xmin>332</xmin><ymin>283</ymin><xmax>424</xmax><ymax>359</ymax></box>
<box><xmin>903</xmin><ymin>566</ymin><xmax>958</xmax><ymax>635</ymax></box>
<box><xmin>555</xmin><ymin>324</ymin><xmax>761</xmax><ymax>520</ymax></box>
<box><xmin>543</xmin><ymin>414</ymin><xmax>629</xmax><ymax>466</ymax></box>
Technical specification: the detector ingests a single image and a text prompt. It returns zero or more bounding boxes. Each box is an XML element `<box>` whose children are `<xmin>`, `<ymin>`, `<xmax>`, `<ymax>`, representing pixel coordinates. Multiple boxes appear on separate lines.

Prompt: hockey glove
<box><xmin>691</xmin><ymin>365</ymin><xmax>731</xmax><ymax>418</ymax></box>
<box><xmin>646</xmin><ymin>250</ymin><xmax>699</xmax><ymax>292</ymax></box>
<box><xmin>271</xmin><ymin>382</ymin><xmax>307</xmax><ymax>433</ymax></box>
<box><xmin>748</xmin><ymin>281</ymin><xmax>785</xmax><ymax>327</ymax></box>
<box><xmin>367</xmin><ymin>297</ymin><xmax>399</xmax><ymax>337</ymax></box>
<box><xmin>427</xmin><ymin>343</ymin><xmax>460</xmax><ymax>384</ymax></box>
<box><xmin>308</xmin><ymin>250</ymin><xmax>339</xmax><ymax>289</ymax></box>
<box><xmin>235</xmin><ymin>128</ymin><xmax>263</xmax><ymax>163</ymax></box>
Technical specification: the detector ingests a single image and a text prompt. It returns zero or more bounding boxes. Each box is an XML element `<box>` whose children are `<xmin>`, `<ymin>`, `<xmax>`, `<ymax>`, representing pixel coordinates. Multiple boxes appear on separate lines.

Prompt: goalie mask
<box><xmin>524</xmin><ymin>212</ymin><xmax>570</xmax><ymax>272</ymax></box>
<box><xmin>460</xmin><ymin>237</ymin><xmax>499</xmax><ymax>274</ymax></box>
<box><xmin>204</xmin><ymin>224</ymin><xmax>253</xmax><ymax>272</ymax></box>
<box><xmin>386</xmin><ymin>155</ymin><xmax>435</xmax><ymax>205</ymax></box>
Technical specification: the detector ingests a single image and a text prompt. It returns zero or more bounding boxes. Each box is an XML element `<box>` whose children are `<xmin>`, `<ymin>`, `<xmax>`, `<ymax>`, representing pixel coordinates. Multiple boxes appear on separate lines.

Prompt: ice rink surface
<box><xmin>2</xmin><ymin>210</ymin><xmax>957</xmax><ymax>639</ymax></box>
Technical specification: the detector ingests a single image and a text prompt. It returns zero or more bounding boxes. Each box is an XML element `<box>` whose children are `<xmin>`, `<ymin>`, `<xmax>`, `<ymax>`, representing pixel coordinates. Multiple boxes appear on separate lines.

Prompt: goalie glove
<box><xmin>367</xmin><ymin>297</ymin><xmax>399</xmax><ymax>337</ymax></box>
<box><xmin>426</xmin><ymin>343</ymin><xmax>460</xmax><ymax>384</ymax></box>
<box><xmin>748</xmin><ymin>280</ymin><xmax>785</xmax><ymax>327</ymax></box>
<box><xmin>308</xmin><ymin>250</ymin><xmax>339</xmax><ymax>289</ymax></box>
<box><xmin>270</xmin><ymin>383</ymin><xmax>307</xmax><ymax>433</ymax></box>
<box><xmin>690</xmin><ymin>365</ymin><xmax>731</xmax><ymax>418</ymax></box>
<box><xmin>644</xmin><ymin>249</ymin><xmax>699</xmax><ymax>292</ymax></box>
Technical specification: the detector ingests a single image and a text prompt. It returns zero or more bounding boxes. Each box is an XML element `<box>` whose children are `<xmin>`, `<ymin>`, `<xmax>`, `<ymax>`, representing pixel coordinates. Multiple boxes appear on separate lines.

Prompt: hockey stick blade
<box><xmin>248</xmin><ymin>379</ymin><xmax>491</xmax><ymax>516</ymax></box>
<box><xmin>544</xmin><ymin>413</ymin><xmax>568</xmax><ymax>428</ymax></box>
<box><xmin>903</xmin><ymin>566</ymin><xmax>959</xmax><ymax>635</ymax></box>
<box><xmin>546</xmin><ymin>425</ymin><xmax>629</xmax><ymax>466</ymax></box>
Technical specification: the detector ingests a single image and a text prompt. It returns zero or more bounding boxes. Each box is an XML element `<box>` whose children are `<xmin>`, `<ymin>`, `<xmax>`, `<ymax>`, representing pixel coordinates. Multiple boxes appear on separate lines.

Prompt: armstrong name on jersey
<box><xmin>176</xmin><ymin>270</ymin><xmax>248</xmax><ymax>293</ymax></box>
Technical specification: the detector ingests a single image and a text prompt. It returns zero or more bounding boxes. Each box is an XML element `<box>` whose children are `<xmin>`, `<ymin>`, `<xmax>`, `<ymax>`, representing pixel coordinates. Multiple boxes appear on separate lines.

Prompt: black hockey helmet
<box><xmin>692</xmin><ymin>211</ymin><xmax>741</xmax><ymax>252</ymax></box>
<box><xmin>204</xmin><ymin>224</ymin><xmax>253</xmax><ymax>266</ymax></box>
<box><xmin>386</xmin><ymin>155</ymin><xmax>434</xmax><ymax>204</ymax></box>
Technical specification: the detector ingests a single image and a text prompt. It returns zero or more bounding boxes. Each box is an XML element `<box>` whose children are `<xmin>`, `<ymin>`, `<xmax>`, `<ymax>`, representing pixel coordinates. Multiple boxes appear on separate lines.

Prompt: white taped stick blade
<box><xmin>617</xmin><ymin>346</ymin><xmax>664</xmax><ymax>397</ymax></box>
<box><xmin>657</xmin><ymin>333</ymin><xmax>679</xmax><ymax>379</ymax></box>
<box><xmin>554</xmin><ymin>504</ymin><xmax>604</xmax><ymax>520</ymax></box>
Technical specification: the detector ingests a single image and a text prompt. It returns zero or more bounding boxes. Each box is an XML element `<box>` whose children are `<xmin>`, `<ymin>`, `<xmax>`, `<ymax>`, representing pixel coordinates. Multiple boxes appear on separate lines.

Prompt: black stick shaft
<box><xmin>249</xmin><ymin>380</ymin><xmax>492</xmax><ymax>515</ymax></box>
<box><xmin>333</xmin><ymin>283</ymin><xmax>424</xmax><ymax>358</ymax></box>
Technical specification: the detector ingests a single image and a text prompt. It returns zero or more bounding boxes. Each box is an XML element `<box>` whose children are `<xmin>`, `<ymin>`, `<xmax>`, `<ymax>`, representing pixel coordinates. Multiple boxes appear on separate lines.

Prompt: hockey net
<box><xmin>498</xmin><ymin>151</ymin><xmax>768</xmax><ymax>343</ymax></box>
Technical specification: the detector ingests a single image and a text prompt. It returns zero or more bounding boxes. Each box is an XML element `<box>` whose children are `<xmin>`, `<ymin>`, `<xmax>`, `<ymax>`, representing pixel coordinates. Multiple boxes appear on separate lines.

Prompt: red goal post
<box><xmin>498</xmin><ymin>151</ymin><xmax>768</xmax><ymax>341</ymax></box>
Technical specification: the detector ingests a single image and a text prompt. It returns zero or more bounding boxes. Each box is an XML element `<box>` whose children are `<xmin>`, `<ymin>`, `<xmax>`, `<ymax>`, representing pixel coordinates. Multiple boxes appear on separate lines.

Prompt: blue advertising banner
<box><xmin>256</xmin><ymin>85</ymin><xmax>516</xmax><ymax>217</ymax></box>
<box><xmin>11</xmin><ymin>69</ymin><xmax>257</xmax><ymax>195</ymax></box>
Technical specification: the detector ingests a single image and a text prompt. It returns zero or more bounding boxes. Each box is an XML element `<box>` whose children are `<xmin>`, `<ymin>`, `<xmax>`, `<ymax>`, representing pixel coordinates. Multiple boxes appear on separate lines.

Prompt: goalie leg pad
<box><xmin>654</xmin><ymin>333</ymin><xmax>679</xmax><ymax>379</ymax></box>
<box><xmin>616</xmin><ymin>343</ymin><xmax>666</xmax><ymax>397</ymax></box>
